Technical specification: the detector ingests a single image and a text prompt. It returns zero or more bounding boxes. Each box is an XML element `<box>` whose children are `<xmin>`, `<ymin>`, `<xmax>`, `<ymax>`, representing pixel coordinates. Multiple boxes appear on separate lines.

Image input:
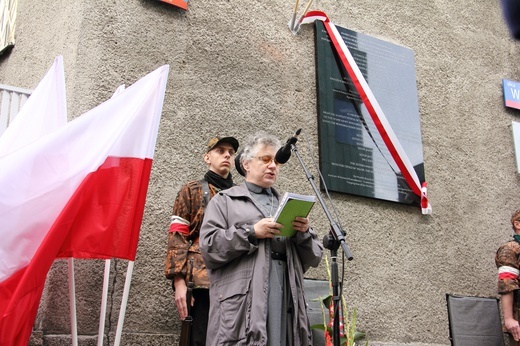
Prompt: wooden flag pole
<box><xmin>295</xmin><ymin>0</ymin><xmax>314</xmax><ymax>32</ymax></box>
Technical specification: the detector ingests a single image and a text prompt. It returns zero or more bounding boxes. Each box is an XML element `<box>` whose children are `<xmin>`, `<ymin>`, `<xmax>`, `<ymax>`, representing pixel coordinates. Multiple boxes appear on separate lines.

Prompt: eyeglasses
<box><xmin>255</xmin><ymin>155</ymin><xmax>281</xmax><ymax>166</ymax></box>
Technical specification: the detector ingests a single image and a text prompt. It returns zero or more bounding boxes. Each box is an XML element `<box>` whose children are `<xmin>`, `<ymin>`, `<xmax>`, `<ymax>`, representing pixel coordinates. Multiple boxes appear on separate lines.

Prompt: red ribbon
<box><xmin>301</xmin><ymin>11</ymin><xmax>431</xmax><ymax>214</ymax></box>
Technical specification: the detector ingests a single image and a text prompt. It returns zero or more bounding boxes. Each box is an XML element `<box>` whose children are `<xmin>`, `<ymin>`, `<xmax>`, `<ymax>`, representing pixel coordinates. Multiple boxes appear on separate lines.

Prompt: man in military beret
<box><xmin>165</xmin><ymin>135</ymin><xmax>239</xmax><ymax>346</ymax></box>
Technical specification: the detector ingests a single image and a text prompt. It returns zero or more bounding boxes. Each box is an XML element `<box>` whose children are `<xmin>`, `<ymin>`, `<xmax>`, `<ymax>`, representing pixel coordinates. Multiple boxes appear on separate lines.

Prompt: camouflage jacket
<box><xmin>495</xmin><ymin>239</ymin><xmax>520</xmax><ymax>328</ymax></box>
<box><xmin>496</xmin><ymin>240</ymin><xmax>520</xmax><ymax>295</ymax></box>
<box><xmin>164</xmin><ymin>179</ymin><xmax>218</xmax><ymax>289</ymax></box>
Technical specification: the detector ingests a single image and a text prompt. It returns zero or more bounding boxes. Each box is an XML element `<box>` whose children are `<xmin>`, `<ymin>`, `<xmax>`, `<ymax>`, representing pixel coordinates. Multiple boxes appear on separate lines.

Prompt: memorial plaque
<box><xmin>315</xmin><ymin>21</ymin><xmax>425</xmax><ymax>206</ymax></box>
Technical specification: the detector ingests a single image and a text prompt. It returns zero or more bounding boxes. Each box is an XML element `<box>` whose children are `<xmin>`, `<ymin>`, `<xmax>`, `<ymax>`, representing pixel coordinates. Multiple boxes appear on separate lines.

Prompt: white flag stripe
<box><xmin>327</xmin><ymin>23</ymin><xmax>422</xmax><ymax>192</ymax></box>
<box><xmin>499</xmin><ymin>266</ymin><xmax>519</xmax><ymax>276</ymax></box>
<box><xmin>0</xmin><ymin>65</ymin><xmax>169</xmax><ymax>282</ymax></box>
<box><xmin>300</xmin><ymin>13</ymin><xmax>327</xmax><ymax>24</ymax></box>
<box><xmin>0</xmin><ymin>56</ymin><xmax>67</xmax><ymax>157</ymax></box>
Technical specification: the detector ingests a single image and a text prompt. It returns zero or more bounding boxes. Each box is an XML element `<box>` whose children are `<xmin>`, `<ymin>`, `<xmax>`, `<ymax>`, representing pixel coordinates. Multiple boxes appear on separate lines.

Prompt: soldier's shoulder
<box><xmin>183</xmin><ymin>180</ymin><xmax>204</xmax><ymax>190</ymax></box>
<box><xmin>498</xmin><ymin>240</ymin><xmax>520</xmax><ymax>253</ymax></box>
<box><xmin>503</xmin><ymin>240</ymin><xmax>520</xmax><ymax>247</ymax></box>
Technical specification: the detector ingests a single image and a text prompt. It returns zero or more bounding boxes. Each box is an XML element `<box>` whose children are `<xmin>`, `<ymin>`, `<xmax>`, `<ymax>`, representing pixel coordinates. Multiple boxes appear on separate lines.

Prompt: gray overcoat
<box><xmin>200</xmin><ymin>183</ymin><xmax>323</xmax><ymax>346</ymax></box>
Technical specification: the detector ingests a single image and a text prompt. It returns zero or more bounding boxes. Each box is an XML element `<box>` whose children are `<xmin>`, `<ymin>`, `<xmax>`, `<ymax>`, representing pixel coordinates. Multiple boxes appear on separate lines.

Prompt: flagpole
<box><xmin>289</xmin><ymin>0</ymin><xmax>300</xmax><ymax>32</ymax></box>
<box><xmin>97</xmin><ymin>259</ymin><xmax>111</xmax><ymax>346</ymax></box>
<box><xmin>294</xmin><ymin>0</ymin><xmax>314</xmax><ymax>32</ymax></box>
<box><xmin>106</xmin><ymin>84</ymin><xmax>126</xmax><ymax>346</ymax></box>
<box><xmin>114</xmin><ymin>261</ymin><xmax>134</xmax><ymax>346</ymax></box>
<box><xmin>67</xmin><ymin>258</ymin><xmax>79</xmax><ymax>346</ymax></box>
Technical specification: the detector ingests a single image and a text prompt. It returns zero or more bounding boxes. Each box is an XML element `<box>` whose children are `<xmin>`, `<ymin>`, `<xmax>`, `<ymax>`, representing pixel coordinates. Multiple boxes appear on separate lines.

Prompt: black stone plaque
<box><xmin>315</xmin><ymin>21</ymin><xmax>425</xmax><ymax>206</ymax></box>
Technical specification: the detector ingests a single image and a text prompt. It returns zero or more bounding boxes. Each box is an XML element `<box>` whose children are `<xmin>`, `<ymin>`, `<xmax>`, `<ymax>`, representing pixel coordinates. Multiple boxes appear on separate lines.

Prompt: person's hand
<box><xmin>254</xmin><ymin>218</ymin><xmax>282</xmax><ymax>238</ymax></box>
<box><xmin>174</xmin><ymin>276</ymin><xmax>190</xmax><ymax>320</ymax></box>
<box><xmin>505</xmin><ymin>317</ymin><xmax>520</xmax><ymax>341</ymax></box>
<box><xmin>292</xmin><ymin>216</ymin><xmax>310</xmax><ymax>233</ymax></box>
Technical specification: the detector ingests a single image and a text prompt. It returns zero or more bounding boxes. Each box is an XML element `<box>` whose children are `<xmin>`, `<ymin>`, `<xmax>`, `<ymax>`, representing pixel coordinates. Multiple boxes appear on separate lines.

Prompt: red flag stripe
<box><xmin>169</xmin><ymin>223</ymin><xmax>190</xmax><ymax>235</ymax></box>
<box><xmin>56</xmin><ymin>157</ymin><xmax>151</xmax><ymax>260</ymax></box>
<box><xmin>498</xmin><ymin>272</ymin><xmax>518</xmax><ymax>280</ymax></box>
<box><xmin>322</xmin><ymin>20</ymin><xmax>422</xmax><ymax>196</ymax></box>
<box><xmin>0</xmin><ymin>64</ymin><xmax>169</xmax><ymax>346</ymax></box>
<box><xmin>301</xmin><ymin>11</ymin><xmax>431</xmax><ymax>213</ymax></box>
<box><xmin>0</xmin><ymin>156</ymin><xmax>151</xmax><ymax>344</ymax></box>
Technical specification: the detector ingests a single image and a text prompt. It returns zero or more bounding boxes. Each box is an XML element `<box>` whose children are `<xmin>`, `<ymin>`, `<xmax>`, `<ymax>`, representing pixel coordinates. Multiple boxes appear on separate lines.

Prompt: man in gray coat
<box><xmin>200</xmin><ymin>131</ymin><xmax>323</xmax><ymax>346</ymax></box>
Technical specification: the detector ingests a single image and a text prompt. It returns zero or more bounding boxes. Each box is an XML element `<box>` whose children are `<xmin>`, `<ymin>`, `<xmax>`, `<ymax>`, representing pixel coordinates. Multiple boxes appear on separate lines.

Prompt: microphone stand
<box><xmin>290</xmin><ymin>143</ymin><xmax>353</xmax><ymax>346</ymax></box>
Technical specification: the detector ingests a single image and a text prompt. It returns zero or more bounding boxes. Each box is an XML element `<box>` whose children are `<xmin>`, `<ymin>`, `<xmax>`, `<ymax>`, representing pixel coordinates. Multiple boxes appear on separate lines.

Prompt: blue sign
<box><xmin>503</xmin><ymin>79</ymin><xmax>520</xmax><ymax>110</ymax></box>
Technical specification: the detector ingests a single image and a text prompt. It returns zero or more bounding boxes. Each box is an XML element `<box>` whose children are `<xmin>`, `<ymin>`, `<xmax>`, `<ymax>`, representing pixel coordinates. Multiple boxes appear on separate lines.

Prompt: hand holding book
<box><xmin>272</xmin><ymin>192</ymin><xmax>316</xmax><ymax>237</ymax></box>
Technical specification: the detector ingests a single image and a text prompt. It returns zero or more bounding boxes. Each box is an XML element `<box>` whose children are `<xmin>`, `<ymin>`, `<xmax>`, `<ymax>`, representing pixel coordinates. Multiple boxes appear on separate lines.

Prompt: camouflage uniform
<box><xmin>164</xmin><ymin>180</ymin><xmax>218</xmax><ymax>289</ymax></box>
<box><xmin>496</xmin><ymin>239</ymin><xmax>520</xmax><ymax>339</ymax></box>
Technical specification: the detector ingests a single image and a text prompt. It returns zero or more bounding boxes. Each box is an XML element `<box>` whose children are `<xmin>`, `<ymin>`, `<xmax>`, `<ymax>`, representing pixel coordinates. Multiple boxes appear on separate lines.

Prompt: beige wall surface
<box><xmin>1</xmin><ymin>0</ymin><xmax>519</xmax><ymax>345</ymax></box>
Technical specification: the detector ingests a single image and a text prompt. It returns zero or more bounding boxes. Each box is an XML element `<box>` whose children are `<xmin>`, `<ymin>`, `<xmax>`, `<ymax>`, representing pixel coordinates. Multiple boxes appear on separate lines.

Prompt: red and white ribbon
<box><xmin>301</xmin><ymin>11</ymin><xmax>432</xmax><ymax>214</ymax></box>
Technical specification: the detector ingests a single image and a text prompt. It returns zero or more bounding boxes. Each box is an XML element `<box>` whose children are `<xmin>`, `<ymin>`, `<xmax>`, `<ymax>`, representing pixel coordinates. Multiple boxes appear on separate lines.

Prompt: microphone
<box><xmin>275</xmin><ymin>129</ymin><xmax>302</xmax><ymax>164</ymax></box>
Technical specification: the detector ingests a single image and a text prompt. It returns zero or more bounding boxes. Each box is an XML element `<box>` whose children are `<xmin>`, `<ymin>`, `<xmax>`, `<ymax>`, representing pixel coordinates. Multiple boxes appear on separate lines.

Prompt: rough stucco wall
<box><xmin>0</xmin><ymin>0</ymin><xmax>519</xmax><ymax>345</ymax></box>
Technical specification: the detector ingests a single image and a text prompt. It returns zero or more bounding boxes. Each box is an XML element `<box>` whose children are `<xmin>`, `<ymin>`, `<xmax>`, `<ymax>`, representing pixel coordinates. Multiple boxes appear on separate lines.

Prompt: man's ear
<box><xmin>203</xmin><ymin>153</ymin><xmax>210</xmax><ymax>165</ymax></box>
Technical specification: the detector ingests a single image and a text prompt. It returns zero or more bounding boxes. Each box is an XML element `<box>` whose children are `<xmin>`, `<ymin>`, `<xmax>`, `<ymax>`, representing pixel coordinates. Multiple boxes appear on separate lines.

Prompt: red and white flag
<box><xmin>0</xmin><ymin>56</ymin><xmax>67</xmax><ymax>158</ymax></box>
<box><xmin>300</xmin><ymin>11</ymin><xmax>432</xmax><ymax>214</ymax></box>
<box><xmin>0</xmin><ymin>64</ymin><xmax>169</xmax><ymax>345</ymax></box>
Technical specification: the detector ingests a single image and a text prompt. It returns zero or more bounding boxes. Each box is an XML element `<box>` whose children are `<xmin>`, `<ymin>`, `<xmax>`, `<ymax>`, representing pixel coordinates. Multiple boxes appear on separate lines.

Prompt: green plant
<box><xmin>310</xmin><ymin>255</ymin><xmax>368</xmax><ymax>346</ymax></box>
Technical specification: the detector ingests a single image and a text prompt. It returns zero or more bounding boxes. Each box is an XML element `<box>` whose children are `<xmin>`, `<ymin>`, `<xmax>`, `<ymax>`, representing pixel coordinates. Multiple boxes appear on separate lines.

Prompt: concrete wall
<box><xmin>1</xmin><ymin>0</ymin><xmax>519</xmax><ymax>345</ymax></box>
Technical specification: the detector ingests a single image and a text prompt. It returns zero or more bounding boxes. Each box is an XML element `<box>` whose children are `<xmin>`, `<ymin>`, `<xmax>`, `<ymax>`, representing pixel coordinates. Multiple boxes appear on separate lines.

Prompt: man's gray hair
<box><xmin>240</xmin><ymin>131</ymin><xmax>281</xmax><ymax>164</ymax></box>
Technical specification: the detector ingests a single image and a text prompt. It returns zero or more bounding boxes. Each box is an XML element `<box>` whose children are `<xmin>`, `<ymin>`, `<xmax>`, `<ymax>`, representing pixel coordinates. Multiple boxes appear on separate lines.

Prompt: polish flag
<box><xmin>0</xmin><ymin>55</ymin><xmax>67</xmax><ymax>158</ymax></box>
<box><xmin>0</xmin><ymin>64</ymin><xmax>169</xmax><ymax>345</ymax></box>
<box><xmin>300</xmin><ymin>11</ymin><xmax>432</xmax><ymax>214</ymax></box>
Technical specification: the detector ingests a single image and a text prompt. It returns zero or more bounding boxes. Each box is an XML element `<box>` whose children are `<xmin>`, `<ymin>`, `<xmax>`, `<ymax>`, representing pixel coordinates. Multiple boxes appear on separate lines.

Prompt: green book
<box><xmin>273</xmin><ymin>192</ymin><xmax>316</xmax><ymax>237</ymax></box>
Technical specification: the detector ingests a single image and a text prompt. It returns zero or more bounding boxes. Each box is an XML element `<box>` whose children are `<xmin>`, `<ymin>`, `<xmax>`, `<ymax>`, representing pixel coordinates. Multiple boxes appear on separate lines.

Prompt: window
<box><xmin>0</xmin><ymin>83</ymin><xmax>32</xmax><ymax>137</ymax></box>
<box><xmin>0</xmin><ymin>0</ymin><xmax>17</xmax><ymax>54</ymax></box>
